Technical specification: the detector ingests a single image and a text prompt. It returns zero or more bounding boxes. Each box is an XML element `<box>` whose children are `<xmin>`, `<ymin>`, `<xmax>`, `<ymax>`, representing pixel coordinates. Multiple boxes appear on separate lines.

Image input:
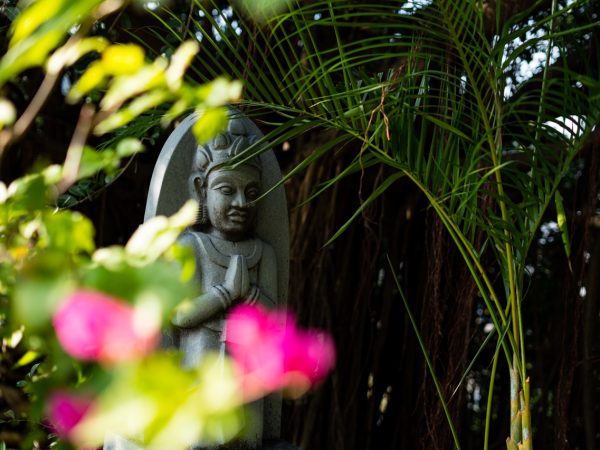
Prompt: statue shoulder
<box><xmin>177</xmin><ymin>230</ymin><xmax>196</xmax><ymax>247</ymax></box>
<box><xmin>177</xmin><ymin>230</ymin><xmax>210</xmax><ymax>257</ymax></box>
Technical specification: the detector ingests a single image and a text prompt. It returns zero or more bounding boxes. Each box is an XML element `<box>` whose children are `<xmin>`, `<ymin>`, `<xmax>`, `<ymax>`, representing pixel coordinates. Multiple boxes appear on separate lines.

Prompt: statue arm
<box><xmin>172</xmin><ymin>287</ymin><xmax>232</xmax><ymax>328</ymax></box>
<box><xmin>171</xmin><ymin>232</ymin><xmax>234</xmax><ymax>329</ymax></box>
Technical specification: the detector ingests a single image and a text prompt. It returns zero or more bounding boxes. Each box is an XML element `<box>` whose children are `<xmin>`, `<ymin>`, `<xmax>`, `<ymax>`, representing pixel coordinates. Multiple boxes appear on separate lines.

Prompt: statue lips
<box><xmin>228</xmin><ymin>210</ymin><xmax>248</xmax><ymax>224</ymax></box>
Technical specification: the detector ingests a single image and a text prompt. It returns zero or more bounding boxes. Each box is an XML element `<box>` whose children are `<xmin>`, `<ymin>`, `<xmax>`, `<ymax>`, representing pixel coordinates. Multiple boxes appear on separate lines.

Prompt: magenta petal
<box><xmin>226</xmin><ymin>304</ymin><xmax>335</xmax><ymax>398</ymax></box>
<box><xmin>52</xmin><ymin>290</ymin><xmax>158</xmax><ymax>364</ymax></box>
<box><xmin>46</xmin><ymin>391</ymin><xmax>93</xmax><ymax>438</ymax></box>
<box><xmin>301</xmin><ymin>331</ymin><xmax>336</xmax><ymax>383</ymax></box>
<box><xmin>283</xmin><ymin>328</ymin><xmax>336</xmax><ymax>385</ymax></box>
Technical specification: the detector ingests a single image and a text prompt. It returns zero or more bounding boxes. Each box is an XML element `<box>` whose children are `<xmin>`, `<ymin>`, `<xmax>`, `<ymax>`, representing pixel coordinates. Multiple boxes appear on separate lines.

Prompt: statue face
<box><xmin>205</xmin><ymin>165</ymin><xmax>261</xmax><ymax>241</ymax></box>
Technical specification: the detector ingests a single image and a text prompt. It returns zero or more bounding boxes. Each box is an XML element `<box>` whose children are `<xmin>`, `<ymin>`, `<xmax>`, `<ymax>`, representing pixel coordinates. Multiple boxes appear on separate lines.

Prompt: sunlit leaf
<box><xmin>94</xmin><ymin>90</ymin><xmax>170</xmax><ymax>135</ymax></box>
<box><xmin>195</xmin><ymin>77</ymin><xmax>243</xmax><ymax>107</ymax></box>
<box><xmin>6</xmin><ymin>173</ymin><xmax>48</xmax><ymax>211</ymax></box>
<box><xmin>0</xmin><ymin>0</ymin><xmax>104</xmax><ymax>83</ymax></box>
<box><xmin>46</xmin><ymin>36</ymin><xmax>108</xmax><ymax>74</ymax></box>
<box><xmin>77</xmin><ymin>146</ymin><xmax>117</xmax><ymax>180</ymax></box>
<box><xmin>0</xmin><ymin>28</ymin><xmax>64</xmax><ymax>82</ymax></box>
<box><xmin>67</xmin><ymin>61</ymin><xmax>106</xmax><ymax>104</ymax></box>
<box><xmin>14</xmin><ymin>350</ymin><xmax>40</xmax><ymax>368</ymax></box>
<box><xmin>125</xmin><ymin>200</ymin><xmax>197</xmax><ymax>262</ymax></box>
<box><xmin>555</xmin><ymin>190</ymin><xmax>571</xmax><ymax>259</ymax></box>
<box><xmin>116</xmin><ymin>138</ymin><xmax>144</xmax><ymax>157</ymax></box>
<box><xmin>9</xmin><ymin>0</ymin><xmax>66</xmax><ymax>47</ymax></box>
<box><xmin>101</xmin><ymin>44</ymin><xmax>146</xmax><ymax>76</ymax></box>
<box><xmin>0</xmin><ymin>181</ymin><xmax>8</xmax><ymax>204</ymax></box>
<box><xmin>192</xmin><ymin>107</ymin><xmax>228</xmax><ymax>145</ymax></box>
<box><xmin>101</xmin><ymin>58</ymin><xmax>167</xmax><ymax>111</ymax></box>
<box><xmin>161</xmin><ymin>98</ymin><xmax>190</xmax><ymax>127</ymax></box>
<box><xmin>7</xmin><ymin>326</ymin><xmax>24</xmax><ymax>348</ymax></box>
<box><xmin>165</xmin><ymin>40</ymin><xmax>199</xmax><ymax>91</ymax></box>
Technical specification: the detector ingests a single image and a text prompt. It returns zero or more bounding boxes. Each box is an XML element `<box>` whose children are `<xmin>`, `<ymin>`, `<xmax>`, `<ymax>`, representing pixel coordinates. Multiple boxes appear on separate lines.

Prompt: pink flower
<box><xmin>46</xmin><ymin>391</ymin><xmax>93</xmax><ymax>438</ymax></box>
<box><xmin>225</xmin><ymin>305</ymin><xmax>335</xmax><ymax>399</ymax></box>
<box><xmin>53</xmin><ymin>290</ymin><xmax>159</xmax><ymax>364</ymax></box>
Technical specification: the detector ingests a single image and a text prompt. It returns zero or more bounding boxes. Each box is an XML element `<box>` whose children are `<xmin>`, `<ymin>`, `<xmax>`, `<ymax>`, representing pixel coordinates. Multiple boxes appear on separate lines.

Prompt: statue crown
<box><xmin>196</xmin><ymin>115</ymin><xmax>263</xmax><ymax>175</ymax></box>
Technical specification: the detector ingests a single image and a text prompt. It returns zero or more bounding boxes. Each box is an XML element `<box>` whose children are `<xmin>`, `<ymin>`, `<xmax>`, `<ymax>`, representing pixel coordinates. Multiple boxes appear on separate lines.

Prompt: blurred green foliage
<box><xmin>0</xmin><ymin>0</ymin><xmax>254</xmax><ymax>448</ymax></box>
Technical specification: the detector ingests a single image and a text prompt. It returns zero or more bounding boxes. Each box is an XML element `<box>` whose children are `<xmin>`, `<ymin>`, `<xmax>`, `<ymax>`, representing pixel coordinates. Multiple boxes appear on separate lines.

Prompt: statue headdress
<box><xmin>193</xmin><ymin>115</ymin><xmax>263</xmax><ymax>177</ymax></box>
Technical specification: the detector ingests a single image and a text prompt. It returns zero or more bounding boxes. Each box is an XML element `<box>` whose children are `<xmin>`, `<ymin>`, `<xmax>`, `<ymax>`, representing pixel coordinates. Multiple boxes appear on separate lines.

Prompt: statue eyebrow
<box><xmin>209</xmin><ymin>172</ymin><xmax>261</xmax><ymax>187</ymax></box>
<box><xmin>208</xmin><ymin>174</ymin><xmax>236</xmax><ymax>186</ymax></box>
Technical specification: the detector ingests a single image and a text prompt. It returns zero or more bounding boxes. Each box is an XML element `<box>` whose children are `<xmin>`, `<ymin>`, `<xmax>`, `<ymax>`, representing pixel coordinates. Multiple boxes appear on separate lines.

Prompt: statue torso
<box><xmin>184</xmin><ymin>230</ymin><xmax>264</xmax><ymax>332</ymax></box>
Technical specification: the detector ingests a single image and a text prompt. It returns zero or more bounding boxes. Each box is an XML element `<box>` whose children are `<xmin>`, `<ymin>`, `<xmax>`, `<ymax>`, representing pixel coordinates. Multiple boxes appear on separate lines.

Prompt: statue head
<box><xmin>190</xmin><ymin>116</ymin><xmax>263</xmax><ymax>241</ymax></box>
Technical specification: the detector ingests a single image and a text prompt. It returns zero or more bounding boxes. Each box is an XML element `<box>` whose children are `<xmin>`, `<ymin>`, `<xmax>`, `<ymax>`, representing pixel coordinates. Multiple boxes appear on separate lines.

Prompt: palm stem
<box><xmin>484</xmin><ymin>343</ymin><xmax>500</xmax><ymax>450</ymax></box>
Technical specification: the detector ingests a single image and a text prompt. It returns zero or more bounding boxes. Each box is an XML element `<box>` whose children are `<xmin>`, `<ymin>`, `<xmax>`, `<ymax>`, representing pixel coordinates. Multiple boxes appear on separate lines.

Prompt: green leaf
<box><xmin>419</xmin><ymin>112</ymin><xmax>472</xmax><ymax>142</ymax></box>
<box><xmin>125</xmin><ymin>200</ymin><xmax>198</xmax><ymax>262</ymax></box>
<box><xmin>94</xmin><ymin>90</ymin><xmax>171</xmax><ymax>135</ymax></box>
<box><xmin>555</xmin><ymin>190</ymin><xmax>571</xmax><ymax>259</ymax></box>
<box><xmin>165</xmin><ymin>40</ymin><xmax>199</xmax><ymax>90</ymax></box>
<box><xmin>14</xmin><ymin>350</ymin><xmax>40</xmax><ymax>368</ymax></box>
<box><xmin>77</xmin><ymin>141</ymin><xmax>144</xmax><ymax>179</ymax></box>
<box><xmin>192</xmin><ymin>107</ymin><xmax>229</xmax><ymax>145</ymax></box>
<box><xmin>72</xmin><ymin>352</ymin><xmax>243</xmax><ymax>449</ymax></box>
<box><xmin>46</xmin><ymin>36</ymin><xmax>108</xmax><ymax>75</ymax></box>
<box><xmin>82</xmin><ymin>258</ymin><xmax>196</xmax><ymax>320</ymax></box>
<box><xmin>101</xmin><ymin>44</ymin><xmax>146</xmax><ymax>76</ymax></box>
<box><xmin>13</xmin><ymin>275</ymin><xmax>74</xmax><ymax>332</ymax></box>
<box><xmin>100</xmin><ymin>58</ymin><xmax>167</xmax><ymax>111</ymax></box>
<box><xmin>195</xmin><ymin>77</ymin><xmax>243</xmax><ymax>107</ymax></box>
<box><xmin>387</xmin><ymin>256</ymin><xmax>462</xmax><ymax>449</ymax></box>
<box><xmin>0</xmin><ymin>0</ymin><xmax>103</xmax><ymax>84</ymax></box>
<box><xmin>67</xmin><ymin>61</ymin><xmax>106</xmax><ymax>104</ymax></box>
<box><xmin>9</xmin><ymin>0</ymin><xmax>67</xmax><ymax>46</ymax></box>
<box><xmin>43</xmin><ymin>210</ymin><xmax>95</xmax><ymax>254</ymax></box>
<box><xmin>161</xmin><ymin>98</ymin><xmax>190</xmax><ymax>127</ymax></box>
<box><xmin>116</xmin><ymin>138</ymin><xmax>145</xmax><ymax>157</ymax></box>
<box><xmin>324</xmin><ymin>172</ymin><xmax>404</xmax><ymax>246</ymax></box>
<box><xmin>4</xmin><ymin>7</ymin><xmax>20</xmax><ymax>22</ymax></box>
<box><xmin>167</xmin><ymin>242</ymin><xmax>196</xmax><ymax>283</ymax></box>
<box><xmin>6</xmin><ymin>173</ymin><xmax>48</xmax><ymax>212</ymax></box>
<box><xmin>7</xmin><ymin>327</ymin><xmax>24</xmax><ymax>348</ymax></box>
<box><xmin>77</xmin><ymin>146</ymin><xmax>117</xmax><ymax>180</ymax></box>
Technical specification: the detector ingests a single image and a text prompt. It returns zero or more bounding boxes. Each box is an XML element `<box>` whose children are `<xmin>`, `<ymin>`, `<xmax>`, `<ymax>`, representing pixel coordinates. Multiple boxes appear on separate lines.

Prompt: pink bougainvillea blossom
<box><xmin>46</xmin><ymin>391</ymin><xmax>93</xmax><ymax>438</ymax></box>
<box><xmin>53</xmin><ymin>290</ymin><xmax>159</xmax><ymax>364</ymax></box>
<box><xmin>225</xmin><ymin>304</ymin><xmax>335</xmax><ymax>399</ymax></box>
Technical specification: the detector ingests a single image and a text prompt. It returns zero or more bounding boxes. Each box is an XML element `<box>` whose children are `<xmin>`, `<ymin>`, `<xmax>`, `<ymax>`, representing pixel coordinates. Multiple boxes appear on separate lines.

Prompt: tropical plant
<box><xmin>138</xmin><ymin>0</ymin><xmax>600</xmax><ymax>448</ymax></box>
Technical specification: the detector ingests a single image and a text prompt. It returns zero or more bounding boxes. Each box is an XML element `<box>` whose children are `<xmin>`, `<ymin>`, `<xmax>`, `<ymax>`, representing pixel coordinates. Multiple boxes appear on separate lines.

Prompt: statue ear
<box><xmin>190</xmin><ymin>174</ymin><xmax>206</xmax><ymax>200</ymax></box>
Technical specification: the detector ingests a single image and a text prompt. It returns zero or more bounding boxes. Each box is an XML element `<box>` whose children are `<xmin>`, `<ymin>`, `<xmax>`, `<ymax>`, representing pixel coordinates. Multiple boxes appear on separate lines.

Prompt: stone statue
<box><xmin>142</xmin><ymin>109</ymin><xmax>290</xmax><ymax>449</ymax></box>
<box><xmin>171</xmin><ymin>121</ymin><xmax>277</xmax><ymax>372</ymax></box>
